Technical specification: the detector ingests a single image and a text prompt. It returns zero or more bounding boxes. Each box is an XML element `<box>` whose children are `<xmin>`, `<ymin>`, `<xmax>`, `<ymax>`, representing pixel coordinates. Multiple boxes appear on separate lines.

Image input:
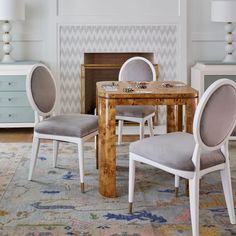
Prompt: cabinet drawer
<box><xmin>0</xmin><ymin>75</ymin><xmax>26</xmax><ymax>91</ymax></box>
<box><xmin>0</xmin><ymin>92</ymin><xmax>30</xmax><ymax>107</ymax></box>
<box><xmin>0</xmin><ymin>107</ymin><xmax>34</xmax><ymax>123</ymax></box>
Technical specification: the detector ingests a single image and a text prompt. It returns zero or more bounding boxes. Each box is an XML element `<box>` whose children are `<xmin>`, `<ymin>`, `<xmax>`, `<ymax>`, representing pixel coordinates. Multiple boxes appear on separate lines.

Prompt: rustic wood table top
<box><xmin>96</xmin><ymin>80</ymin><xmax>198</xmax><ymax>198</ymax></box>
<box><xmin>97</xmin><ymin>81</ymin><xmax>198</xmax><ymax>99</ymax></box>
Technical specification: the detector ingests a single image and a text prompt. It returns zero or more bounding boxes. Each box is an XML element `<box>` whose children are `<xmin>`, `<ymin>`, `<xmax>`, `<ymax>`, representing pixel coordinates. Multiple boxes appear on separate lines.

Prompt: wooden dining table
<box><xmin>96</xmin><ymin>81</ymin><xmax>198</xmax><ymax>198</ymax></box>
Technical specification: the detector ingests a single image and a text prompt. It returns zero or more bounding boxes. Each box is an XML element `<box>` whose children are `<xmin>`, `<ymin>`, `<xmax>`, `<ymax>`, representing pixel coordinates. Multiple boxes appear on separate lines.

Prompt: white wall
<box><xmin>0</xmin><ymin>0</ymin><xmax>48</xmax><ymax>62</ymax></box>
<box><xmin>0</xmin><ymin>0</ymin><xmax>187</xmax><ymax>71</ymax></box>
<box><xmin>1</xmin><ymin>0</ymin><xmax>228</xmax><ymax>78</ymax></box>
<box><xmin>0</xmin><ymin>0</ymin><xmax>190</xmax><ymax>82</ymax></box>
<box><xmin>58</xmin><ymin>0</ymin><xmax>181</xmax><ymax>22</ymax></box>
<box><xmin>191</xmin><ymin>0</ymin><xmax>231</xmax><ymax>64</ymax></box>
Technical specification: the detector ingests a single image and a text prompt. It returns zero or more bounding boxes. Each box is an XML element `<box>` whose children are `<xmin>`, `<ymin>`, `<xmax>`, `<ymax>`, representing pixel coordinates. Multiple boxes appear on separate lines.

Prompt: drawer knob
<box><xmin>8</xmin><ymin>114</ymin><xmax>12</xmax><ymax>117</ymax></box>
<box><xmin>8</xmin><ymin>82</ymin><xmax>12</xmax><ymax>86</ymax></box>
<box><xmin>8</xmin><ymin>98</ymin><xmax>12</xmax><ymax>102</ymax></box>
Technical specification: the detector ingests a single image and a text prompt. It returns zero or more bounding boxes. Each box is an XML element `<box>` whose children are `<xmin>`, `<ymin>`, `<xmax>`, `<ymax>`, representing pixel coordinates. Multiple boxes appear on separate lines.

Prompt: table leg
<box><xmin>96</xmin><ymin>135</ymin><xmax>99</xmax><ymax>169</ymax></box>
<box><xmin>186</xmin><ymin>98</ymin><xmax>198</xmax><ymax>133</ymax></box>
<box><xmin>98</xmin><ymin>97</ymin><xmax>117</xmax><ymax>198</ymax></box>
<box><xmin>167</xmin><ymin>105</ymin><xmax>176</xmax><ymax>133</ymax></box>
<box><xmin>185</xmin><ymin>179</ymin><xmax>189</xmax><ymax>197</ymax></box>
<box><xmin>96</xmin><ymin>93</ymin><xmax>99</xmax><ymax>170</ymax></box>
<box><xmin>176</xmin><ymin>105</ymin><xmax>183</xmax><ymax>131</ymax></box>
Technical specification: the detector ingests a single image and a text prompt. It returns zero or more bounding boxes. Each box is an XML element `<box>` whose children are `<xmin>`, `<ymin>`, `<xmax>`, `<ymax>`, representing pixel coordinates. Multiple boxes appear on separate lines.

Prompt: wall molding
<box><xmin>57</xmin><ymin>0</ymin><xmax>181</xmax><ymax>19</ymax></box>
<box><xmin>192</xmin><ymin>32</ymin><xmax>234</xmax><ymax>42</ymax></box>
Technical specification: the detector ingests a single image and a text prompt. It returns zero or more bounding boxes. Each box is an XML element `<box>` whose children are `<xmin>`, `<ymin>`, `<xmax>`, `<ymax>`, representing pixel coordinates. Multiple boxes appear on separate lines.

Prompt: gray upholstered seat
<box><xmin>35</xmin><ymin>114</ymin><xmax>98</xmax><ymax>138</ymax></box>
<box><xmin>130</xmin><ymin>132</ymin><xmax>225</xmax><ymax>171</ymax></box>
<box><xmin>116</xmin><ymin>105</ymin><xmax>155</xmax><ymax>118</ymax></box>
<box><xmin>128</xmin><ymin>80</ymin><xmax>236</xmax><ymax>235</ymax></box>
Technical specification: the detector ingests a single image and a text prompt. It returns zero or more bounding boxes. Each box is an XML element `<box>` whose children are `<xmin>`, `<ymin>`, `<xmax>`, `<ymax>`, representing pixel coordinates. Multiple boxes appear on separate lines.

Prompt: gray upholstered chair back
<box><xmin>194</xmin><ymin>79</ymin><xmax>236</xmax><ymax>149</ymax></box>
<box><xmin>27</xmin><ymin>64</ymin><xmax>57</xmax><ymax>116</ymax></box>
<box><xmin>119</xmin><ymin>57</ymin><xmax>156</xmax><ymax>82</ymax></box>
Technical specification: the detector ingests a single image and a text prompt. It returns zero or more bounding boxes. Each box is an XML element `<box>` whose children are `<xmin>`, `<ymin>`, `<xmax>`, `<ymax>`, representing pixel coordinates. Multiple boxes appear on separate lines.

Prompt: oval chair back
<box><xmin>26</xmin><ymin>64</ymin><xmax>57</xmax><ymax>119</ymax></box>
<box><xmin>193</xmin><ymin>79</ymin><xmax>236</xmax><ymax>151</ymax></box>
<box><xmin>119</xmin><ymin>56</ymin><xmax>156</xmax><ymax>82</ymax></box>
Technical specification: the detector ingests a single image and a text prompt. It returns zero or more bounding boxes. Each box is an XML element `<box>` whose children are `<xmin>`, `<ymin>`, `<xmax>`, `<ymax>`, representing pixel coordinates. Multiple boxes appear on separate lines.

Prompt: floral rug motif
<box><xmin>0</xmin><ymin>141</ymin><xmax>235</xmax><ymax>236</ymax></box>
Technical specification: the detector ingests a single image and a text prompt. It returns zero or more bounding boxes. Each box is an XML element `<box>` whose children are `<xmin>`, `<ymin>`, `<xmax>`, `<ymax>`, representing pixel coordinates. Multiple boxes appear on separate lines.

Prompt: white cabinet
<box><xmin>0</xmin><ymin>62</ymin><xmax>37</xmax><ymax>128</ymax></box>
<box><xmin>191</xmin><ymin>61</ymin><xmax>236</xmax><ymax>138</ymax></box>
<box><xmin>191</xmin><ymin>62</ymin><xmax>236</xmax><ymax>97</ymax></box>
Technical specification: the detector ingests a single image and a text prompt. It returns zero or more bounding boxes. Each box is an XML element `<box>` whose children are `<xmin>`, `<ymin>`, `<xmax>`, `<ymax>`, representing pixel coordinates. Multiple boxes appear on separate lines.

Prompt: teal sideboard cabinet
<box><xmin>191</xmin><ymin>61</ymin><xmax>236</xmax><ymax>138</ymax></box>
<box><xmin>0</xmin><ymin>61</ymin><xmax>38</xmax><ymax>128</ymax></box>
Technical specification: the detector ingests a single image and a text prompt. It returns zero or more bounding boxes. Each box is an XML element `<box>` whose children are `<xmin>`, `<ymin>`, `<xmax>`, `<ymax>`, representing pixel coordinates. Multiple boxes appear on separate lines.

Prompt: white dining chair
<box><xmin>116</xmin><ymin>56</ymin><xmax>156</xmax><ymax>144</ymax></box>
<box><xmin>26</xmin><ymin>64</ymin><xmax>98</xmax><ymax>193</ymax></box>
<box><xmin>128</xmin><ymin>79</ymin><xmax>236</xmax><ymax>236</ymax></box>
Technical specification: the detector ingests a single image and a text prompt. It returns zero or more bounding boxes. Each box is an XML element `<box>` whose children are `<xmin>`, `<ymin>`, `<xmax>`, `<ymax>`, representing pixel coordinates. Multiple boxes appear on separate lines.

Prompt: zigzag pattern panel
<box><xmin>59</xmin><ymin>25</ymin><xmax>178</xmax><ymax>123</ymax></box>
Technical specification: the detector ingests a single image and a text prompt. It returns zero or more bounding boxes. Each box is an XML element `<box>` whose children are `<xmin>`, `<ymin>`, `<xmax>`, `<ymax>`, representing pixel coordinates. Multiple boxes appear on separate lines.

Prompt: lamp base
<box><xmin>1</xmin><ymin>54</ymin><xmax>15</xmax><ymax>63</ymax></box>
<box><xmin>1</xmin><ymin>21</ymin><xmax>15</xmax><ymax>64</ymax></box>
<box><xmin>223</xmin><ymin>23</ymin><xmax>236</xmax><ymax>63</ymax></box>
<box><xmin>223</xmin><ymin>54</ymin><xmax>236</xmax><ymax>63</ymax></box>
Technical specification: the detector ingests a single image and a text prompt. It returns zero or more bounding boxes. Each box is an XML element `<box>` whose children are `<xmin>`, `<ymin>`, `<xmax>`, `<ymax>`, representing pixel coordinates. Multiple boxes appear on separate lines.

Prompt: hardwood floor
<box><xmin>0</xmin><ymin>128</ymin><xmax>139</xmax><ymax>143</ymax></box>
<box><xmin>0</xmin><ymin>128</ymin><xmax>33</xmax><ymax>142</ymax></box>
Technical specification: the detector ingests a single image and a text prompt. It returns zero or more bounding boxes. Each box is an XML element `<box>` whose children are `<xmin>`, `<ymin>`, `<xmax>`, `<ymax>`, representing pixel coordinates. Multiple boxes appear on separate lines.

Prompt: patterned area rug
<box><xmin>0</xmin><ymin>141</ymin><xmax>235</xmax><ymax>236</ymax></box>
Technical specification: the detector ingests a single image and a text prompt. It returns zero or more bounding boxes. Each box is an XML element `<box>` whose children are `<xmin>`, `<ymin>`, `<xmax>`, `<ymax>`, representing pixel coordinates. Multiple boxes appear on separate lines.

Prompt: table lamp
<box><xmin>211</xmin><ymin>1</ymin><xmax>236</xmax><ymax>63</ymax></box>
<box><xmin>0</xmin><ymin>0</ymin><xmax>25</xmax><ymax>63</ymax></box>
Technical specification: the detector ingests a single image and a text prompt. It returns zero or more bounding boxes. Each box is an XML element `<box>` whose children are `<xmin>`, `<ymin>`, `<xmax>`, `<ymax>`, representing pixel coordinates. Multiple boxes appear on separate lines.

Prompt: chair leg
<box><xmin>189</xmin><ymin>177</ymin><xmax>200</xmax><ymax>236</ymax></box>
<box><xmin>139</xmin><ymin>121</ymin><xmax>145</xmax><ymax>140</ymax></box>
<box><xmin>220</xmin><ymin>166</ymin><xmax>236</xmax><ymax>224</ymax></box>
<box><xmin>53</xmin><ymin>140</ymin><xmax>59</xmax><ymax>168</ymax></box>
<box><xmin>28</xmin><ymin>137</ymin><xmax>40</xmax><ymax>181</ymax></box>
<box><xmin>78</xmin><ymin>140</ymin><xmax>85</xmax><ymax>193</ymax></box>
<box><xmin>128</xmin><ymin>157</ymin><xmax>135</xmax><ymax>214</ymax></box>
<box><xmin>175</xmin><ymin>175</ymin><xmax>180</xmax><ymax>197</ymax></box>
<box><xmin>118</xmin><ymin>120</ymin><xmax>123</xmax><ymax>145</ymax></box>
<box><xmin>148</xmin><ymin>118</ymin><xmax>154</xmax><ymax>137</ymax></box>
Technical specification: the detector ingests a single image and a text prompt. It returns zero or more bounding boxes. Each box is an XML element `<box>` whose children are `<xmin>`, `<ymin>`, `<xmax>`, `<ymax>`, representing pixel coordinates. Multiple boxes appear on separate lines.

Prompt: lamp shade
<box><xmin>0</xmin><ymin>0</ymin><xmax>25</xmax><ymax>21</ymax></box>
<box><xmin>211</xmin><ymin>1</ymin><xmax>236</xmax><ymax>22</ymax></box>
